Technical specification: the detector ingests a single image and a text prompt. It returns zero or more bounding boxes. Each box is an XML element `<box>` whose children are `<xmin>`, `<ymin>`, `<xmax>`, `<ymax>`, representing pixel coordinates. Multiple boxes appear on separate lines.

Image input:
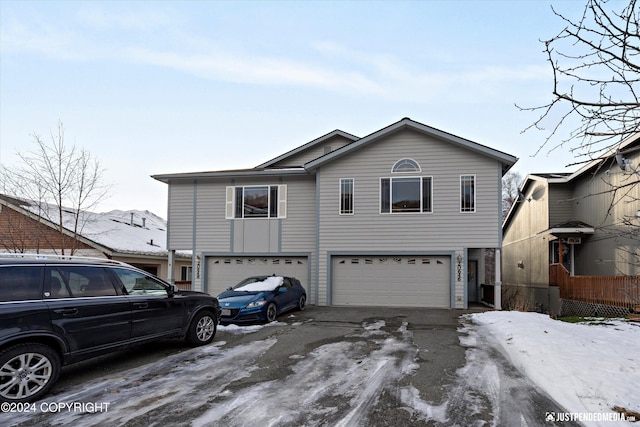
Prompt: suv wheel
<box><xmin>0</xmin><ymin>343</ymin><xmax>61</xmax><ymax>403</ymax></box>
<box><xmin>186</xmin><ymin>311</ymin><xmax>217</xmax><ymax>346</ymax></box>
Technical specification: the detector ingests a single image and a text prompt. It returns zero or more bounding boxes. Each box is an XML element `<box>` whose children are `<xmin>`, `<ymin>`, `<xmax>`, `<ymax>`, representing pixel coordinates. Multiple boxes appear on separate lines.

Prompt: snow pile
<box><xmin>465</xmin><ymin>311</ymin><xmax>640</xmax><ymax>425</ymax></box>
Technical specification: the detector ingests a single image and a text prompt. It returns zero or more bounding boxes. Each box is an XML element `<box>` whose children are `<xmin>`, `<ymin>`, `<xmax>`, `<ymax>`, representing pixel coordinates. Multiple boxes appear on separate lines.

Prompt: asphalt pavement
<box><xmin>3</xmin><ymin>306</ymin><xmax>579</xmax><ymax>427</ymax></box>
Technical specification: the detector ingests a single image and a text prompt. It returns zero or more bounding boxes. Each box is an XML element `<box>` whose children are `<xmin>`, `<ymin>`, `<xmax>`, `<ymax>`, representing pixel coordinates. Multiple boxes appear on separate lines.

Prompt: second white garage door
<box><xmin>331</xmin><ymin>255</ymin><xmax>451</xmax><ymax>308</ymax></box>
<box><xmin>206</xmin><ymin>256</ymin><xmax>308</xmax><ymax>297</ymax></box>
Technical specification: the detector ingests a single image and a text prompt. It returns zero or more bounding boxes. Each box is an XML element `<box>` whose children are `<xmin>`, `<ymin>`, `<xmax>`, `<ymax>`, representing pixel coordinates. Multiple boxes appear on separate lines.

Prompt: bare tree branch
<box><xmin>517</xmin><ymin>0</ymin><xmax>640</xmax><ymax>158</ymax></box>
<box><xmin>1</xmin><ymin>121</ymin><xmax>111</xmax><ymax>255</ymax></box>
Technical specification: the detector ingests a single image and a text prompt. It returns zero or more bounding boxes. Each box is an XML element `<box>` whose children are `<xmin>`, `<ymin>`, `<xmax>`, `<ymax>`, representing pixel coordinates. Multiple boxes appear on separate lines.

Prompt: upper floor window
<box><xmin>380</xmin><ymin>177</ymin><xmax>432</xmax><ymax>214</ymax></box>
<box><xmin>460</xmin><ymin>175</ymin><xmax>475</xmax><ymax>213</ymax></box>
<box><xmin>339</xmin><ymin>178</ymin><xmax>354</xmax><ymax>215</ymax></box>
<box><xmin>392</xmin><ymin>158</ymin><xmax>421</xmax><ymax>173</ymax></box>
<box><xmin>226</xmin><ymin>185</ymin><xmax>287</xmax><ymax>219</ymax></box>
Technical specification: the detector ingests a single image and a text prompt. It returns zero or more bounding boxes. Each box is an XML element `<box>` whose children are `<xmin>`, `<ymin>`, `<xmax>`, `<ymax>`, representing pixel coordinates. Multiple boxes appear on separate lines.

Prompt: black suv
<box><xmin>0</xmin><ymin>254</ymin><xmax>220</xmax><ymax>403</ymax></box>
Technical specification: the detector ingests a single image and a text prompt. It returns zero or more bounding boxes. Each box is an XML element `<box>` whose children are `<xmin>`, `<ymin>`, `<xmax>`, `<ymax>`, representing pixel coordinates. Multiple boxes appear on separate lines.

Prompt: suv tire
<box><xmin>0</xmin><ymin>343</ymin><xmax>61</xmax><ymax>403</ymax></box>
<box><xmin>186</xmin><ymin>310</ymin><xmax>217</xmax><ymax>346</ymax></box>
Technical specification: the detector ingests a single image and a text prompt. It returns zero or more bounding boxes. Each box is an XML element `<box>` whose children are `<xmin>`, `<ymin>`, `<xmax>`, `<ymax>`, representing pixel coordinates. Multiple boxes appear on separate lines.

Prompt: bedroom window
<box><xmin>460</xmin><ymin>175</ymin><xmax>475</xmax><ymax>213</ymax></box>
<box><xmin>226</xmin><ymin>185</ymin><xmax>287</xmax><ymax>219</ymax></box>
<box><xmin>380</xmin><ymin>177</ymin><xmax>432</xmax><ymax>213</ymax></box>
<box><xmin>339</xmin><ymin>178</ymin><xmax>354</xmax><ymax>215</ymax></box>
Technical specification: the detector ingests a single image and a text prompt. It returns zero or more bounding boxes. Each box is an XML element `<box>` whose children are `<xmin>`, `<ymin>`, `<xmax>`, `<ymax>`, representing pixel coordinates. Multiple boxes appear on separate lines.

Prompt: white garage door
<box><xmin>331</xmin><ymin>255</ymin><xmax>451</xmax><ymax>308</ymax></box>
<box><xmin>206</xmin><ymin>256</ymin><xmax>308</xmax><ymax>297</ymax></box>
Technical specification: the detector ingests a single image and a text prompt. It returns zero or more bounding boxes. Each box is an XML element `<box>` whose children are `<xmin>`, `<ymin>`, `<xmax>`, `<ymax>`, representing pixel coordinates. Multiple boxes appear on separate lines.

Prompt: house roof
<box><xmin>305</xmin><ymin>117</ymin><xmax>518</xmax><ymax>174</ymax></box>
<box><xmin>256</xmin><ymin>129</ymin><xmax>360</xmax><ymax>169</ymax></box>
<box><xmin>502</xmin><ymin>131</ymin><xmax>640</xmax><ymax>231</ymax></box>
<box><xmin>152</xmin><ymin>167</ymin><xmax>309</xmax><ymax>183</ymax></box>
<box><xmin>0</xmin><ymin>195</ymin><xmax>186</xmax><ymax>259</ymax></box>
<box><xmin>152</xmin><ymin>117</ymin><xmax>518</xmax><ymax>183</ymax></box>
<box><xmin>540</xmin><ymin>219</ymin><xmax>595</xmax><ymax>237</ymax></box>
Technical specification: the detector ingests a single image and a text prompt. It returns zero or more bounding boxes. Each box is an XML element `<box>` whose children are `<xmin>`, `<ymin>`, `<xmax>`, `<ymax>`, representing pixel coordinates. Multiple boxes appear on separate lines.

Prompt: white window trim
<box><xmin>339</xmin><ymin>178</ymin><xmax>355</xmax><ymax>215</ymax></box>
<box><xmin>391</xmin><ymin>158</ymin><xmax>421</xmax><ymax>173</ymax></box>
<box><xmin>379</xmin><ymin>176</ymin><xmax>433</xmax><ymax>214</ymax></box>
<box><xmin>225</xmin><ymin>185</ymin><xmax>287</xmax><ymax>219</ymax></box>
<box><xmin>460</xmin><ymin>174</ymin><xmax>476</xmax><ymax>213</ymax></box>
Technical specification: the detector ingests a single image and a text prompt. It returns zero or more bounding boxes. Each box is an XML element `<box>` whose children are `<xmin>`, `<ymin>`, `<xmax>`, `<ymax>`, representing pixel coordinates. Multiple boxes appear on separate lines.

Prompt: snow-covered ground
<box><xmin>461</xmin><ymin>312</ymin><xmax>640</xmax><ymax>426</ymax></box>
<box><xmin>2</xmin><ymin>311</ymin><xmax>638</xmax><ymax>426</ymax></box>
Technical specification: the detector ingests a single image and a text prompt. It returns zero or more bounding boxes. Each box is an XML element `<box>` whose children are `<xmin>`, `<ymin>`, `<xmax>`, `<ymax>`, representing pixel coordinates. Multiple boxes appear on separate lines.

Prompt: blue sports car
<box><xmin>217</xmin><ymin>275</ymin><xmax>307</xmax><ymax>324</ymax></box>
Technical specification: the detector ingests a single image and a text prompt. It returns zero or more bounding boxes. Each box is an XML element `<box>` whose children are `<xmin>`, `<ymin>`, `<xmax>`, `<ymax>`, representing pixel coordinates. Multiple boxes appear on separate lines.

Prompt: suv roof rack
<box><xmin>0</xmin><ymin>253</ymin><xmax>130</xmax><ymax>266</ymax></box>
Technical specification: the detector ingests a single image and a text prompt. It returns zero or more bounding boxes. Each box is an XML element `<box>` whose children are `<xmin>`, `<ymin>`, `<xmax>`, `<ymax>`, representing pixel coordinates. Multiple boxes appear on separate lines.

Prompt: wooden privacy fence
<box><xmin>549</xmin><ymin>264</ymin><xmax>640</xmax><ymax>310</ymax></box>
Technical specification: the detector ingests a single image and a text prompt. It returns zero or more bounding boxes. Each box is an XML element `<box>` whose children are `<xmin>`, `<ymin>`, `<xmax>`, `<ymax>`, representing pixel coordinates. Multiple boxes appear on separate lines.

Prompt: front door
<box><xmin>467</xmin><ymin>260</ymin><xmax>478</xmax><ymax>303</ymax></box>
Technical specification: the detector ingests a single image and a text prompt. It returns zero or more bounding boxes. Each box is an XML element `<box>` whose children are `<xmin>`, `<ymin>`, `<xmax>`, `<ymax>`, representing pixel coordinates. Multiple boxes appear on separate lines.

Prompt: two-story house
<box><xmin>502</xmin><ymin>132</ymin><xmax>640</xmax><ymax>314</ymax></box>
<box><xmin>152</xmin><ymin>118</ymin><xmax>518</xmax><ymax>309</ymax></box>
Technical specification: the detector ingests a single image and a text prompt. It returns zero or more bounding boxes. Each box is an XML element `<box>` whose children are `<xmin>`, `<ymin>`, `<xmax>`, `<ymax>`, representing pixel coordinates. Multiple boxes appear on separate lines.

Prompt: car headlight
<box><xmin>246</xmin><ymin>300</ymin><xmax>267</xmax><ymax>308</ymax></box>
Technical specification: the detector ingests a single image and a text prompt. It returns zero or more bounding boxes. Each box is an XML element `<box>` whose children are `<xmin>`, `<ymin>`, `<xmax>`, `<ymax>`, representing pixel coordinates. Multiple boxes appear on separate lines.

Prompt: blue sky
<box><xmin>1</xmin><ymin>0</ymin><xmax>594</xmax><ymax>216</ymax></box>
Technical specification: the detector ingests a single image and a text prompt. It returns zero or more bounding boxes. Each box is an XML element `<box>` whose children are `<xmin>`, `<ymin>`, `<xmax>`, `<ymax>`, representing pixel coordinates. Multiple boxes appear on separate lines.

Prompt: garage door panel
<box><xmin>332</xmin><ymin>256</ymin><xmax>450</xmax><ymax>308</ymax></box>
<box><xmin>207</xmin><ymin>257</ymin><xmax>308</xmax><ymax>297</ymax></box>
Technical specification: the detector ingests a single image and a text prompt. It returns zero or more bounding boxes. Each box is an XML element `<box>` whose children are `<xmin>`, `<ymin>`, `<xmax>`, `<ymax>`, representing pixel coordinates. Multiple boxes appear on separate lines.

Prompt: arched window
<box><xmin>392</xmin><ymin>158</ymin><xmax>421</xmax><ymax>173</ymax></box>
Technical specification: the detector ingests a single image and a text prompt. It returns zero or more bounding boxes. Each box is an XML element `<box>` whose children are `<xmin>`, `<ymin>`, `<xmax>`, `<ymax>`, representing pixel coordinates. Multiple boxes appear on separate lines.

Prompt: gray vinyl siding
<box><xmin>315</xmin><ymin>128</ymin><xmax>504</xmax><ymax>304</ymax></box>
<box><xmin>571</xmin><ymin>159</ymin><xmax>640</xmax><ymax>276</ymax></box>
<box><xmin>189</xmin><ymin>176</ymin><xmax>315</xmax><ymax>254</ymax></box>
<box><xmin>194</xmin><ymin>183</ymin><xmax>230</xmax><ymax>253</ymax></box>
<box><xmin>182</xmin><ymin>176</ymin><xmax>316</xmax><ymax>295</ymax></box>
<box><xmin>269</xmin><ymin>135</ymin><xmax>355</xmax><ymax>167</ymax></box>
<box><xmin>548</xmin><ymin>184</ymin><xmax>574</xmax><ymax>226</ymax></box>
<box><xmin>502</xmin><ymin>180</ymin><xmax>550</xmax><ymax>287</ymax></box>
<box><xmin>167</xmin><ymin>182</ymin><xmax>195</xmax><ymax>249</ymax></box>
<box><xmin>279</xmin><ymin>177</ymin><xmax>316</xmax><ymax>253</ymax></box>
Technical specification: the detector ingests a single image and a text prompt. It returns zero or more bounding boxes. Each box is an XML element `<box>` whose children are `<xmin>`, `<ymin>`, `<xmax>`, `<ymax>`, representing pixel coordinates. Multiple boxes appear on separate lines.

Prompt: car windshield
<box><xmin>233</xmin><ymin>276</ymin><xmax>283</xmax><ymax>292</ymax></box>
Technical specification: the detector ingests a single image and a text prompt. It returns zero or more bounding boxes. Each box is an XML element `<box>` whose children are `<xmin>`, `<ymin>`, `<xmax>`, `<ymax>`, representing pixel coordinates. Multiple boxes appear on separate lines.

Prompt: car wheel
<box><xmin>266</xmin><ymin>303</ymin><xmax>277</xmax><ymax>322</ymax></box>
<box><xmin>298</xmin><ymin>295</ymin><xmax>307</xmax><ymax>311</ymax></box>
<box><xmin>186</xmin><ymin>311</ymin><xmax>217</xmax><ymax>346</ymax></box>
<box><xmin>0</xmin><ymin>343</ymin><xmax>61</xmax><ymax>403</ymax></box>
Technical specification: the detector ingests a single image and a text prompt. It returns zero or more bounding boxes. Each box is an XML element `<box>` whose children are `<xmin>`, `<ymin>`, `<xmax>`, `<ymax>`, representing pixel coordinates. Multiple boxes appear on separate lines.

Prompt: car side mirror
<box><xmin>278</xmin><ymin>286</ymin><xmax>287</xmax><ymax>292</ymax></box>
<box><xmin>226</xmin><ymin>286</ymin><xmax>232</xmax><ymax>291</ymax></box>
<box><xmin>167</xmin><ymin>284</ymin><xmax>177</xmax><ymax>297</ymax></box>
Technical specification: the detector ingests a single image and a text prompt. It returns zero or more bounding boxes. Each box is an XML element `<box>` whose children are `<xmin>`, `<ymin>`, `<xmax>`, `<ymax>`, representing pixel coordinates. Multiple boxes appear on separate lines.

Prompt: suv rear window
<box><xmin>0</xmin><ymin>266</ymin><xmax>43</xmax><ymax>302</ymax></box>
<box><xmin>47</xmin><ymin>266</ymin><xmax>117</xmax><ymax>298</ymax></box>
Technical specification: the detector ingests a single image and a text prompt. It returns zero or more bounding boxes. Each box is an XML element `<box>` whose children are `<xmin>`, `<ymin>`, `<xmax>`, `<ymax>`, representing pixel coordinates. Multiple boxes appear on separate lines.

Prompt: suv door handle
<box><xmin>54</xmin><ymin>308</ymin><xmax>79</xmax><ymax>316</ymax></box>
<box><xmin>133</xmin><ymin>302</ymin><xmax>148</xmax><ymax>309</ymax></box>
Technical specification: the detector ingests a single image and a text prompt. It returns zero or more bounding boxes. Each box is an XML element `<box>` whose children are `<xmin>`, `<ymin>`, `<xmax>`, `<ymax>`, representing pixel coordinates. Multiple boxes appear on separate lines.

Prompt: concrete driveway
<box><xmin>3</xmin><ymin>306</ymin><xmax>577</xmax><ymax>426</ymax></box>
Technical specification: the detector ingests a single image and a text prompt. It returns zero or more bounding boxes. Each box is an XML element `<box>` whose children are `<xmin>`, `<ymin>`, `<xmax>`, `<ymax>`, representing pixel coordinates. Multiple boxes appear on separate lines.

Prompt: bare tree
<box><xmin>502</xmin><ymin>171</ymin><xmax>524</xmax><ymax>220</ymax></box>
<box><xmin>1</xmin><ymin>121</ymin><xmax>110</xmax><ymax>255</ymax></box>
<box><xmin>519</xmin><ymin>0</ymin><xmax>639</xmax><ymax>159</ymax></box>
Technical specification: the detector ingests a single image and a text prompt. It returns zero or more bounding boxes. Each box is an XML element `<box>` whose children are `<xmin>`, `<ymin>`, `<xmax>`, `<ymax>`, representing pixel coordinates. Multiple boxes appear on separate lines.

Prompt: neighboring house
<box><xmin>0</xmin><ymin>194</ymin><xmax>192</xmax><ymax>286</ymax></box>
<box><xmin>152</xmin><ymin>117</ymin><xmax>518</xmax><ymax>309</ymax></box>
<box><xmin>502</xmin><ymin>133</ymin><xmax>640</xmax><ymax>313</ymax></box>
